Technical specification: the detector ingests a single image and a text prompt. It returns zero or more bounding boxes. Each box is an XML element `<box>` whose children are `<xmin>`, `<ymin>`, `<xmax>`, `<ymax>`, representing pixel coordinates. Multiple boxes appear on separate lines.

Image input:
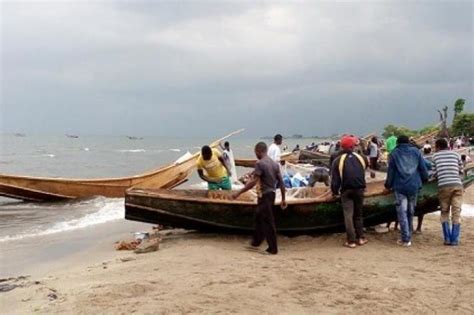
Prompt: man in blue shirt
<box><xmin>385</xmin><ymin>135</ymin><xmax>429</xmax><ymax>247</ymax></box>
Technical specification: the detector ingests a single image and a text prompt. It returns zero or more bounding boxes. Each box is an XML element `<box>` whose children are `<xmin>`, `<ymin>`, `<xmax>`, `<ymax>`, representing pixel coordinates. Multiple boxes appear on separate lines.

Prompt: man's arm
<box><xmin>385</xmin><ymin>155</ymin><xmax>395</xmax><ymax>189</ymax></box>
<box><xmin>276</xmin><ymin>168</ymin><xmax>286</xmax><ymax>208</ymax></box>
<box><xmin>218</xmin><ymin>156</ymin><xmax>232</xmax><ymax>177</ymax></box>
<box><xmin>418</xmin><ymin>153</ymin><xmax>429</xmax><ymax>183</ymax></box>
<box><xmin>233</xmin><ymin>174</ymin><xmax>258</xmax><ymax>199</ymax></box>
<box><xmin>330</xmin><ymin>157</ymin><xmax>341</xmax><ymax>195</ymax></box>
<box><xmin>432</xmin><ymin>157</ymin><xmax>438</xmax><ymax>179</ymax></box>
<box><xmin>458</xmin><ymin>153</ymin><xmax>464</xmax><ymax>175</ymax></box>
<box><xmin>197</xmin><ymin>169</ymin><xmax>217</xmax><ymax>184</ymax></box>
<box><xmin>361</xmin><ymin>152</ymin><xmax>369</xmax><ymax>169</ymax></box>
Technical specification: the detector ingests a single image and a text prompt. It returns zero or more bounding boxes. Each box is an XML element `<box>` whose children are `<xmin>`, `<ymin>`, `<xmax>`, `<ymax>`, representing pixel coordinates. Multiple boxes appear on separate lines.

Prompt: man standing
<box><xmin>432</xmin><ymin>138</ymin><xmax>464</xmax><ymax>245</ymax></box>
<box><xmin>220</xmin><ymin>141</ymin><xmax>238</xmax><ymax>183</ymax></box>
<box><xmin>368</xmin><ymin>137</ymin><xmax>379</xmax><ymax>170</ymax></box>
<box><xmin>423</xmin><ymin>140</ymin><xmax>432</xmax><ymax>155</ymax></box>
<box><xmin>331</xmin><ymin>136</ymin><xmax>368</xmax><ymax>248</ymax></box>
<box><xmin>385</xmin><ymin>135</ymin><xmax>429</xmax><ymax>247</ymax></box>
<box><xmin>233</xmin><ymin>142</ymin><xmax>286</xmax><ymax>255</ymax></box>
<box><xmin>268</xmin><ymin>134</ymin><xmax>283</xmax><ymax>163</ymax></box>
<box><xmin>386</xmin><ymin>134</ymin><xmax>398</xmax><ymax>154</ymax></box>
<box><xmin>197</xmin><ymin>146</ymin><xmax>232</xmax><ymax>191</ymax></box>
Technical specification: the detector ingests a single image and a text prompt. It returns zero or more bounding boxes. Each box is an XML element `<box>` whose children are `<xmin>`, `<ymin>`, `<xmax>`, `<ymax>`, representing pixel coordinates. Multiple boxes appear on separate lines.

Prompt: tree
<box><xmin>454</xmin><ymin>98</ymin><xmax>465</xmax><ymax>118</ymax></box>
<box><xmin>382</xmin><ymin>123</ymin><xmax>440</xmax><ymax>139</ymax></box>
<box><xmin>451</xmin><ymin>113</ymin><xmax>474</xmax><ymax>136</ymax></box>
<box><xmin>382</xmin><ymin>124</ymin><xmax>417</xmax><ymax>138</ymax></box>
<box><xmin>438</xmin><ymin>106</ymin><xmax>449</xmax><ymax>138</ymax></box>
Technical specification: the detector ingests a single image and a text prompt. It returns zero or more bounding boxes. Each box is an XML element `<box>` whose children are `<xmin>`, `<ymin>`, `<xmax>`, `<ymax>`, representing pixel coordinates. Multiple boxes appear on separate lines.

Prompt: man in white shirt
<box><xmin>220</xmin><ymin>141</ymin><xmax>238</xmax><ymax>183</ymax></box>
<box><xmin>455</xmin><ymin>137</ymin><xmax>463</xmax><ymax>149</ymax></box>
<box><xmin>268</xmin><ymin>134</ymin><xmax>283</xmax><ymax>163</ymax></box>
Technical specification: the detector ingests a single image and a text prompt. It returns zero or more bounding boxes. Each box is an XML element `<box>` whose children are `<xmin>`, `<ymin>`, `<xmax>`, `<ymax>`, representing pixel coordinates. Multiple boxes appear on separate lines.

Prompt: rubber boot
<box><xmin>441</xmin><ymin>222</ymin><xmax>451</xmax><ymax>245</ymax></box>
<box><xmin>451</xmin><ymin>224</ymin><xmax>460</xmax><ymax>246</ymax></box>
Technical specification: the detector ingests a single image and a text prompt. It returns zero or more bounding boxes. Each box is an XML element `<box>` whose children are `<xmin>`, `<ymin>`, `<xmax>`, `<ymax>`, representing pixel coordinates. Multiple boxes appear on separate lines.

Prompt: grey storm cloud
<box><xmin>0</xmin><ymin>0</ymin><xmax>472</xmax><ymax>137</ymax></box>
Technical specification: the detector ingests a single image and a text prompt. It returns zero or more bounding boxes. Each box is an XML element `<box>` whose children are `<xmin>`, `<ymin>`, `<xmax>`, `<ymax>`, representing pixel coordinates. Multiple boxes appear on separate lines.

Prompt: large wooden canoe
<box><xmin>125</xmin><ymin>167</ymin><xmax>474</xmax><ymax>234</ymax></box>
<box><xmin>0</xmin><ymin>130</ymin><xmax>243</xmax><ymax>202</ymax></box>
<box><xmin>235</xmin><ymin>151</ymin><xmax>299</xmax><ymax>168</ymax></box>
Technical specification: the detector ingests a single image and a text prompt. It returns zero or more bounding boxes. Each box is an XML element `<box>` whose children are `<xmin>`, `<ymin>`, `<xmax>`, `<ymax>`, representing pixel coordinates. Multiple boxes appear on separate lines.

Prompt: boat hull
<box><xmin>0</xmin><ymin>160</ymin><xmax>193</xmax><ymax>202</ymax></box>
<box><xmin>125</xmin><ymin>178</ymin><xmax>469</xmax><ymax>235</ymax></box>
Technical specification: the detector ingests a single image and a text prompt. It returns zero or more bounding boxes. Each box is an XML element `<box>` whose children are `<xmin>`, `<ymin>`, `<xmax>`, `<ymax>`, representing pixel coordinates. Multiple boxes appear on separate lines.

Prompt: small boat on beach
<box><xmin>235</xmin><ymin>151</ymin><xmax>299</xmax><ymax>168</ymax></box>
<box><xmin>125</xmin><ymin>166</ymin><xmax>474</xmax><ymax>234</ymax></box>
<box><xmin>0</xmin><ymin>130</ymin><xmax>243</xmax><ymax>202</ymax></box>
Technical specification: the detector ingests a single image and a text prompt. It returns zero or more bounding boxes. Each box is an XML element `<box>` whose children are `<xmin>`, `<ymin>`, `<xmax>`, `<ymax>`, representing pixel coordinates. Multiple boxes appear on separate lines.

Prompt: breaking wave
<box><xmin>0</xmin><ymin>199</ymin><xmax>124</xmax><ymax>243</ymax></box>
<box><xmin>169</xmin><ymin>149</ymin><xmax>181</xmax><ymax>152</ymax></box>
<box><xmin>118</xmin><ymin>149</ymin><xmax>146</xmax><ymax>153</ymax></box>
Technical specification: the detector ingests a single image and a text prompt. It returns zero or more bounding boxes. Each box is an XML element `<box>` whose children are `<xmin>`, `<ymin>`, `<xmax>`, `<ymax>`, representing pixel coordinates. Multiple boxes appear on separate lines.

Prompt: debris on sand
<box><xmin>0</xmin><ymin>283</ymin><xmax>19</xmax><ymax>293</ymax></box>
<box><xmin>0</xmin><ymin>276</ymin><xmax>32</xmax><ymax>293</ymax></box>
<box><xmin>134</xmin><ymin>238</ymin><xmax>160</xmax><ymax>254</ymax></box>
<box><xmin>115</xmin><ymin>227</ymin><xmax>162</xmax><ymax>253</ymax></box>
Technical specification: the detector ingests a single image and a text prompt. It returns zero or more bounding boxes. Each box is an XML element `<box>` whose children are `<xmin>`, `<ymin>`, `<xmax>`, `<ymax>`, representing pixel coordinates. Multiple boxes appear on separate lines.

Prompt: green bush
<box><xmin>451</xmin><ymin>113</ymin><xmax>474</xmax><ymax>136</ymax></box>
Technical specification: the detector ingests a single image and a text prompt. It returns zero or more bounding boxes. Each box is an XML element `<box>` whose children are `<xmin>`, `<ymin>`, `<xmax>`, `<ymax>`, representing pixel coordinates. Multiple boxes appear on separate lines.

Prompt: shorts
<box><xmin>208</xmin><ymin>176</ymin><xmax>232</xmax><ymax>191</ymax></box>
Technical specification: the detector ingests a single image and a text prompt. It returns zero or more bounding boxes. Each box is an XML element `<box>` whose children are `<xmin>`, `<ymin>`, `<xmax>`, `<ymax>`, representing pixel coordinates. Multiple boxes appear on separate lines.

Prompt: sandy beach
<box><xmin>0</xmin><ymin>187</ymin><xmax>473</xmax><ymax>314</ymax></box>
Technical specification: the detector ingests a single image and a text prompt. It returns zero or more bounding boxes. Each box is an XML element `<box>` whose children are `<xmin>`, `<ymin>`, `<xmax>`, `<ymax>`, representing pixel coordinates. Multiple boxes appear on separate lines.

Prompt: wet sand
<box><xmin>1</xmin><ymin>187</ymin><xmax>473</xmax><ymax>314</ymax></box>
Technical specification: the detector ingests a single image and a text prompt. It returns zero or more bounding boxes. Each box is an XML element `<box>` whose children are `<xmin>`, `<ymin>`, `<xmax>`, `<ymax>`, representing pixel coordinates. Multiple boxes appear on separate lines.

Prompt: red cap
<box><xmin>341</xmin><ymin>136</ymin><xmax>356</xmax><ymax>150</ymax></box>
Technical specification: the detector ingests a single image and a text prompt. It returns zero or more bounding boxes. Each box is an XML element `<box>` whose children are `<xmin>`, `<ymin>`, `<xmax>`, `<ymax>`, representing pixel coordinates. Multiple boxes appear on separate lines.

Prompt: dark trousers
<box><xmin>369</xmin><ymin>157</ymin><xmax>379</xmax><ymax>170</ymax></box>
<box><xmin>341</xmin><ymin>189</ymin><xmax>365</xmax><ymax>243</ymax></box>
<box><xmin>252</xmin><ymin>192</ymin><xmax>278</xmax><ymax>253</ymax></box>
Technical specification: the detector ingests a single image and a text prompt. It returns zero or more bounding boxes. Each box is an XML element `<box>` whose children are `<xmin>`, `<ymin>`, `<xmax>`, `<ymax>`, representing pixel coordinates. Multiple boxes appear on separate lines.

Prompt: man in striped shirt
<box><xmin>432</xmin><ymin>138</ymin><xmax>464</xmax><ymax>246</ymax></box>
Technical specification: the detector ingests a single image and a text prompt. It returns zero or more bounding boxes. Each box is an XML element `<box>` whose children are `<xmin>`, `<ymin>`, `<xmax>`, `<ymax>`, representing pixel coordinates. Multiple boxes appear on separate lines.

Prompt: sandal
<box><xmin>343</xmin><ymin>242</ymin><xmax>357</xmax><ymax>249</ymax></box>
<box><xmin>358</xmin><ymin>238</ymin><xmax>368</xmax><ymax>246</ymax></box>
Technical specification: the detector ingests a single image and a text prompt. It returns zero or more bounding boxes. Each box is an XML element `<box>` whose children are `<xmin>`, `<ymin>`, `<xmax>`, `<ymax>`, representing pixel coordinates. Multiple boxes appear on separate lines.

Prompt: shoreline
<box><xmin>1</xmin><ymin>187</ymin><xmax>473</xmax><ymax>313</ymax></box>
<box><xmin>0</xmin><ymin>219</ymin><xmax>151</xmax><ymax>278</ymax></box>
<box><xmin>1</xmin><ymin>215</ymin><xmax>473</xmax><ymax>314</ymax></box>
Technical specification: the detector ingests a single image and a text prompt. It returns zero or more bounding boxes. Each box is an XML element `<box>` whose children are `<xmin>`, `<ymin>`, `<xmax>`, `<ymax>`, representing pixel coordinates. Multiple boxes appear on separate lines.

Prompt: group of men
<box><xmin>196</xmin><ymin>132</ymin><xmax>465</xmax><ymax>254</ymax></box>
<box><xmin>333</xmin><ymin>134</ymin><xmax>464</xmax><ymax>248</ymax></box>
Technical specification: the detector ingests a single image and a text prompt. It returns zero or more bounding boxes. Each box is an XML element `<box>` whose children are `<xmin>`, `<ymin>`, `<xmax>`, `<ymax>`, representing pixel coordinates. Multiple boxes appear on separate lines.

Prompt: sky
<box><xmin>1</xmin><ymin>0</ymin><xmax>472</xmax><ymax>137</ymax></box>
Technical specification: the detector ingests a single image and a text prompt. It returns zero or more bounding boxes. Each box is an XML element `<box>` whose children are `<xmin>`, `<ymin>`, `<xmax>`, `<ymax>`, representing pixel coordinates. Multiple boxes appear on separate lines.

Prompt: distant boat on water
<box><xmin>127</xmin><ymin>136</ymin><xmax>144</xmax><ymax>140</ymax></box>
<box><xmin>66</xmin><ymin>134</ymin><xmax>79</xmax><ymax>139</ymax></box>
<box><xmin>0</xmin><ymin>130</ymin><xmax>243</xmax><ymax>202</ymax></box>
<box><xmin>14</xmin><ymin>133</ymin><xmax>26</xmax><ymax>137</ymax></box>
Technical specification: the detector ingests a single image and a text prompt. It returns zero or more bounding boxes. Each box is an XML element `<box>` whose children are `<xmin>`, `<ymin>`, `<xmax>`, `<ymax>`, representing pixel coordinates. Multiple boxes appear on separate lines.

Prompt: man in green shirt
<box><xmin>385</xmin><ymin>135</ymin><xmax>398</xmax><ymax>154</ymax></box>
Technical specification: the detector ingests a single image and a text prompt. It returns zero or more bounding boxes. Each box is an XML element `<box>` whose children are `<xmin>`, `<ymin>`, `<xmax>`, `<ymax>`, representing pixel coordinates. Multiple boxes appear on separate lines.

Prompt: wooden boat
<box><xmin>298</xmin><ymin>150</ymin><xmax>330</xmax><ymax>167</ymax></box>
<box><xmin>124</xmin><ymin>166</ymin><xmax>474</xmax><ymax>234</ymax></box>
<box><xmin>0</xmin><ymin>130</ymin><xmax>243</xmax><ymax>202</ymax></box>
<box><xmin>235</xmin><ymin>151</ymin><xmax>299</xmax><ymax>168</ymax></box>
<box><xmin>413</xmin><ymin>129</ymin><xmax>439</xmax><ymax>147</ymax></box>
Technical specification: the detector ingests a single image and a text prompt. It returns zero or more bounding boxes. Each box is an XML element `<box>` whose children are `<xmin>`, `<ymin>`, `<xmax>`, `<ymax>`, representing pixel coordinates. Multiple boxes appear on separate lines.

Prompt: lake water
<box><xmin>0</xmin><ymin>133</ymin><xmax>318</xmax><ymax>242</ymax></box>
